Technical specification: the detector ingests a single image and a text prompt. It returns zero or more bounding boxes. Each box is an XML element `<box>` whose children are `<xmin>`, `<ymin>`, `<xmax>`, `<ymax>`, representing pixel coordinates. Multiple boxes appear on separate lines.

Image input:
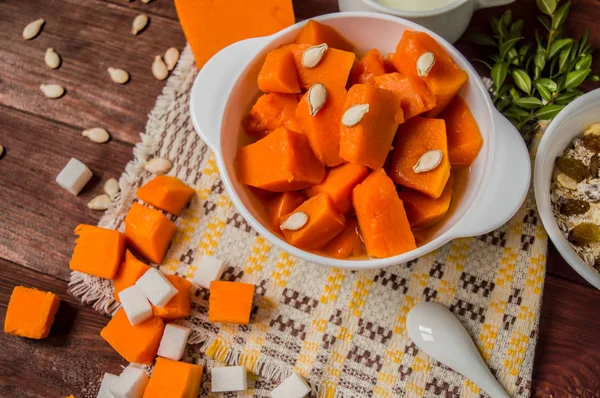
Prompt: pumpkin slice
<box><xmin>266</xmin><ymin>191</ymin><xmax>306</xmax><ymax>230</ymax></box>
<box><xmin>374</xmin><ymin>72</ymin><xmax>437</xmax><ymax>120</ymax></box>
<box><xmin>321</xmin><ymin>219</ymin><xmax>366</xmax><ymax>259</ymax></box>
<box><xmin>243</xmin><ymin>93</ymin><xmax>301</xmax><ymax>136</ymax></box>
<box><xmin>257</xmin><ymin>47</ymin><xmax>301</xmax><ymax>94</ymax></box>
<box><xmin>295</xmin><ymin>20</ymin><xmax>354</xmax><ymax>51</ymax></box>
<box><xmin>399</xmin><ymin>175</ymin><xmax>454</xmax><ymax>229</ymax></box>
<box><xmin>350</xmin><ymin>49</ymin><xmax>386</xmax><ymax>85</ymax></box>
<box><xmin>439</xmin><ymin>96</ymin><xmax>483</xmax><ymax>167</ymax></box>
<box><xmin>285</xmin><ymin>44</ymin><xmax>356</xmax><ymax>90</ymax></box>
<box><xmin>305</xmin><ymin>163</ymin><xmax>369</xmax><ymax>214</ymax></box>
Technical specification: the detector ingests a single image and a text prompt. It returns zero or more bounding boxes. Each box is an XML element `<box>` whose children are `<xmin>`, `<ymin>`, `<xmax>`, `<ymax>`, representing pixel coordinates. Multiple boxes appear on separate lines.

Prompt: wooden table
<box><xmin>0</xmin><ymin>0</ymin><xmax>599</xmax><ymax>396</ymax></box>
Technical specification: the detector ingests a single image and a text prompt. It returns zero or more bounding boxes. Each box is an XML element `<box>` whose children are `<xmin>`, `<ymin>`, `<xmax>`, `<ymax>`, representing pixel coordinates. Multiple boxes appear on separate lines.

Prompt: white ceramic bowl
<box><xmin>534</xmin><ymin>88</ymin><xmax>600</xmax><ymax>290</ymax></box>
<box><xmin>189</xmin><ymin>12</ymin><xmax>531</xmax><ymax>270</ymax></box>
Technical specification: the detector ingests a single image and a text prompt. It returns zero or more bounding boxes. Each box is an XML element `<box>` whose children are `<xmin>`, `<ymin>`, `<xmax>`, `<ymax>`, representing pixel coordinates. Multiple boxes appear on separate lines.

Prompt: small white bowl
<box><xmin>534</xmin><ymin>88</ymin><xmax>600</xmax><ymax>290</ymax></box>
<box><xmin>189</xmin><ymin>12</ymin><xmax>531</xmax><ymax>270</ymax></box>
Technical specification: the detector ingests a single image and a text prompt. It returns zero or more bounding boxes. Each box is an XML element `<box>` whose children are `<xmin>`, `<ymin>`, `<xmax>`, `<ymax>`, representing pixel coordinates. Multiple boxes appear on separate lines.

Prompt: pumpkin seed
<box><xmin>582</xmin><ymin>135</ymin><xmax>600</xmax><ymax>153</ymax></box>
<box><xmin>152</xmin><ymin>55</ymin><xmax>169</xmax><ymax>80</ymax></box>
<box><xmin>40</xmin><ymin>84</ymin><xmax>65</xmax><ymax>99</ymax></box>
<box><xmin>103</xmin><ymin>178</ymin><xmax>120</xmax><ymax>201</ymax></box>
<box><xmin>0</xmin><ymin>145</ymin><xmax>4</xmax><ymax>158</ymax></box>
<box><xmin>301</xmin><ymin>44</ymin><xmax>328</xmax><ymax>69</ymax></box>
<box><xmin>132</xmin><ymin>14</ymin><xmax>149</xmax><ymax>35</ymax></box>
<box><xmin>569</xmin><ymin>222</ymin><xmax>600</xmax><ymax>246</ymax></box>
<box><xmin>107</xmin><ymin>67</ymin><xmax>130</xmax><ymax>84</ymax></box>
<box><xmin>44</xmin><ymin>48</ymin><xmax>61</xmax><ymax>69</ymax></box>
<box><xmin>584</xmin><ymin>123</ymin><xmax>600</xmax><ymax>136</ymax></box>
<box><xmin>589</xmin><ymin>155</ymin><xmax>600</xmax><ymax>178</ymax></box>
<box><xmin>87</xmin><ymin>194</ymin><xmax>112</xmax><ymax>210</ymax></box>
<box><xmin>556</xmin><ymin>156</ymin><xmax>590</xmax><ymax>182</ymax></box>
<box><xmin>164</xmin><ymin>47</ymin><xmax>180</xmax><ymax>71</ymax></box>
<box><xmin>23</xmin><ymin>18</ymin><xmax>44</xmax><ymax>40</ymax></box>
<box><xmin>413</xmin><ymin>150</ymin><xmax>443</xmax><ymax>173</ymax></box>
<box><xmin>82</xmin><ymin>127</ymin><xmax>110</xmax><ymax>143</ymax></box>
<box><xmin>417</xmin><ymin>52</ymin><xmax>436</xmax><ymax>77</ymax></box>
<box><xmin>307</xmin><ymin>83</ymin><xmax>327</xmax><ymax>116</ymax></box>
<box><xmin>280</xmin><ymin>212</ymin><xmax>308</xmax><ymax>231</ymax></box>
<box><xmin>556</xmin><ymin>173</ymin><xmax>578</xmax><ymax>190</ymax></box>
<box><xmin>559</xmin><ymin>199</ymin><xmax>590</xmax><ymax>216</ymax></box>
<box><xmin>342</xmin><ymin>104</ymin><xmax>369</xmax><ymax>127</ymax></box>
<box><xmin>145</xmin><ymin>157</ymin><xmax>172</xmax><ymax>174</ymax></box>
<box><xmin>141</xmin><ymin>0</ymin><xmax>153</xmax><ymax>3</ymax></box>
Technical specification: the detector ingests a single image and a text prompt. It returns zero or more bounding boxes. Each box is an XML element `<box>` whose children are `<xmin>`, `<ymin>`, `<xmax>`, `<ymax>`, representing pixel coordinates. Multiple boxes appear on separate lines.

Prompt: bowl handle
<box><xmin>189</xmin><ymin>37</ymin><xmax>269</xmax><ymax>152</ymax></box>
<box><xmin>475</xmin><ymin>0</ymin><xmax>516</xmax><ymax>9</ymax></box>
<box><xmin>451</xmin><ymin>110</ymin><xmax>531</xmax><ymax>238</ymax></box>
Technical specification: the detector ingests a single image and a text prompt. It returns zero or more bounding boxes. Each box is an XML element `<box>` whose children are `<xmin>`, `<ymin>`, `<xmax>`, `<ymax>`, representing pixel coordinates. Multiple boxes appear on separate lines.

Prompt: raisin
<box><xmin>559</xmin><ymin>199</ymin><xmax>591</xmax><ymax>216</ymax></box>
<box><xmin>582</xmin><ymin>135</ymin><xmax>600</xmax><ymax>153</ymax></box>
<box><xmin>556</xmin><ymin>157</ymin><xmax>590</xmax><ymax>182</ymax></box>
<box><xmin>590</xmin><ymin>155</ymin><xmax>600</xmax><ymax>178</ymax></box>
<box><xmin>568</xmin><ymin>223</ymin><xmax>600</xmax><ymax>246</ymax></box>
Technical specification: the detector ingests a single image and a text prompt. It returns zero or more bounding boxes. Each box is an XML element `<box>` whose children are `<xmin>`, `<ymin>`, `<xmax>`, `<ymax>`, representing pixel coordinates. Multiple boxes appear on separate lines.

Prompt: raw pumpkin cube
<box><xmin>235</xmin><ymin>127</ymin><xmax>325</xmax><ymax>192</ymax></box>
<box><xmin>208</xmin><ymin>281</ymin><xmax>255</xmax><ymax>324</ymax></box>
<box><xmin>353</xmin><ymin>169</ymin><xmax>416</xmax><ymax>258</ymax></box>
<box><xmin>374</xmin><ymin>72</ymin><xmax>437</xmax><ymax>120</ymax></box>
<box><xmin>285</xmin><ymin>44</ymin><xmax>356</xmax><ymax>90</ymax></box>
<box><xmin>136</xmin><ymin>176</ymin><xmax>195</xmax><ymax>216</ymax></box>
<box><xmin>124</xmin><ymin>202</ymin><xmax>177</xmax><ymax>264</ymax></box>
<box><xmin>4</xmin><ymin>286</ymin><xmax>60</xmax><ymax>339</ymax></box>
<box><xmin>295</xmin><ymin>20</ymin><xmax>354</xmax><ymax>51</ymax></box>
<box><xmin>243</xmin><ymin>93</ymin><xmax>302</xmax><ymax>136</ymax></box>
<box><xmin>321</xmin><ymin>219</ymin><xmax>366</xmax><ymax>259</ymax></box>
<box><xmin>390</xmin><ymin>117</ymin><xmax>451</xmax><ymax>199</ymax></box>
<box><xmin>350</xmin><ymin>49</ymin><xmax>386</xmax><ymax>85</ymax></box>
<box><xmin>143</xmin><ymin>357</ymin><xmax>203</xmax><ymax>398</ymax></box>
<box><xmin>152</xmin><ymin>274</ymin><xmax>192</xmax><ymax>320</ymax></box>
<box><xmin>392</xmin><ymin>31</ymin><xmax>468</xmax><ymax>117</ymax></box>
<box><xmin>100</xmin><ymin>309</ymin><xmax>165</xmax><ymax>364</ymax></box>
<box><xmin>339</xmin><ymin>84</ymin><xmax>403</xmax><ymax>169</ymax></box>
<box><xmin>280</xmin><ymin>193</ymin><xmax>345</xmax><ymax>249</ymax></box>
<box><xmin>439</xmin><ymin>96</ymin><xmax>483</xmax><ymax>167</ymax></box>
<box><xmin>305</xmin><ymin>163</ymin><xmax>369</xmax><ymax>214</ymax></box>
<box><xmin>266</xmin><ymin>191</ymin><xmax>306</xmax><ymax>229</ymax></box>
<box><xmin>70</xmin><ymin>224</ymin><xmax>126</xmax><ymax>279</ymax></box>
<box><xmin>174</xmin><ymin>0</ymin><xmax>295</xmax><ymax>68</ymax></box>
<box><xmin>258</xmin><ymin>47</ymin><xmax>301</xmax><ymax>94</ymax></box>
<box><xmin>113</xmin><ymin>250</ymin><xmax>151</xmax><ymax>303</ymax></box>
<box><xmin>399</xmin><ymin>175</ymin><xmax>454</xmax><ymax>229</ymax></box>
<box><xmin>296</xmin><ymin>83</ymin><xmax>347</xmax><ymax>167</ymax></box>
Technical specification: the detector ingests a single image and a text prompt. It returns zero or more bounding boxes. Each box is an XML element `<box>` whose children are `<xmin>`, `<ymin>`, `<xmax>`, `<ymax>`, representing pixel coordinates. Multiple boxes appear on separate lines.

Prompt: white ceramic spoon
<box><xmin>406</xmin><ymin>302</ymin><xmax>510</xmax><ymax>398</ymax></box>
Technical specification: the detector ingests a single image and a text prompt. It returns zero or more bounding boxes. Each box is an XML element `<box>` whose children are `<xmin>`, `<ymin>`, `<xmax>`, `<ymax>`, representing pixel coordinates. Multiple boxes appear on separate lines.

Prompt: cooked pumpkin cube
<box><xmin>4</xmin><ymin>286</ymin><xmax>60</xmax><ymax>339</ymax></box>
<box><xmin>144</xmin><ymin>357</ymin><xmax>203</xmax><ymax>398</ymax></box>
<box><xmin>69</xmin><ymin>224</ymin><xmax>126</xmax><ymax>279</ymax></box>
<box><xmin>208</xmin><ymin>281</ymin><xmax>255</xmax><ymax>324</ymax></box>
<box><xmin>305</xmin><ymin>163</ymin><xmax>369</xmax><ymax>214</ymax></box>
<box><xmin>152</xmin><ymin>274</ymin><xmax>192</xmax><ymax>320</ymax></box>
<box><xmin>124</xmin><ymin>202</ymin><xmax>176</xmax><ymax>264</ymax></box>
<box><xmin>113</xmin><ymin>250</ymin><xmax>151</xmax><ymax>303</ymax></box>
<box><xmin>243</xmin><ymin>93</ymin><xmax>302</xmax><ymax>136</ymax></box>
<box><xmin>136</xmin><ymin>176</ymin><xmax>195</xmax><ymax>216</ymax></box>
<box><xmin>295</xmin><ymin>20</ymin><xmax>354</xmax><ymax>51</ymax></box>
<box><xmin>257</xmin><ymin>47</ymin><xmax>301</xmax><ymax>94</ymax></box>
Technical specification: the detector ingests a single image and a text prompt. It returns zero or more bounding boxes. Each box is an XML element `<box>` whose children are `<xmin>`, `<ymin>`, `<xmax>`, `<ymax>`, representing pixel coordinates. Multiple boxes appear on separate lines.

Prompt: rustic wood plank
<box><xmin>102</xmin><ymin>0</ymin><xmax>180</xmax><ymax>21</ymax></box>
<box><xmin>545</xmin><ymin>242</ymin><xmax>598</xmax><ymax>288</ymax></box>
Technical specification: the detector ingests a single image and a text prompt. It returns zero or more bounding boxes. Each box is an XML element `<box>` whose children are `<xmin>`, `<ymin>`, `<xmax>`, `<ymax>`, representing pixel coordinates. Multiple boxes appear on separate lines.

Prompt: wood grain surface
<box><xmin>0</xmin><ymin>0</ymin><xmax>599</xmax><ymax>397</ymax></box>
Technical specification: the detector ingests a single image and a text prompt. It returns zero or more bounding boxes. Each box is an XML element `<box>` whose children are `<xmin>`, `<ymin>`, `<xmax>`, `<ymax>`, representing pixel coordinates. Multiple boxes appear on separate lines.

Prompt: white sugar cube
<box><xmin>97</xmin><ymin>372</ymin><xmax>118</xmax><ymax>398</ymax></box>
<box><xmin>157</xmin><ymin>323</ymin><xmax>191</xmax><ymax>361</ymax></box>
<box><xmin>110</xmin><ymin>365</ymin><xmax>149</xmax><ymax>398</ymax></box>
<box><xmin>135</xmin><ymin>268</ymin><xmax>178</xmax><ymax>307</ymax></box>
<box><xmin>118</xmin><ymin>285</ymin><xmax>153</xmax><ymax>326</ymax></box>
<box><xmin>56</xmin><ymin>157</ymin><xmax>93</xmax><ymax>195</ymax></box>
<box><xmin>211</xmin><ymin>366</ymin><xmax>247</xmax><ymax>392</ymax></box>
<box><xmin>271</xmin><ymin>372</ymin><xmax>311</xmax><ymax>398</ymax></box>
<box><xmin>192</xmin><ymin>255</ymin><xmax>227</xmax><ymax>289</ymax></box>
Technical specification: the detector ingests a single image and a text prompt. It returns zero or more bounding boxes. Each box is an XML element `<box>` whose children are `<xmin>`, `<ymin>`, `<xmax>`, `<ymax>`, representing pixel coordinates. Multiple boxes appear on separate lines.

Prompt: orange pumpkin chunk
<box><xmin>100</xmin><ymin>309</ymin><xmax>165</xmax><ymax>364</ymax></box>
<box><xmin>384</xmin><ymin>53</ymin><xmax>397</xmax><ymax>73</ymax></box>
<box><xmin>374</xmin><ymin>72</ymin><xmax>437</xmax><ymax>120</ymax></box>
<box><xmin>286</xmin><ymin>44</ymin><xmax>356</xmax><ymax>89</ymax></box>
<box><xmin>258</xmin><ymin>47</ymin><xmax>301</xmax><ymax>94</ymax></box>
<box><xmin>144</xmin><ymin>357</ymin><xmax>203</xmax><ymax>398</ymax></box>
<box><xmin>235</xmin><ymin>127</ymin><xmax>325</xmax><ymax>192</ymax></box>
<box><xmin>296</xmin><ymin>84</ymin><xmax>347</xmax><ymax>167</ymax></box>
<box><xmin>124</xmin><ymin>202</ymin><xmax>177</xmax><ymax>264</ymax></box>
<box><xmin>152</xmin><ymin>274</ymin><xmax>192</xmax><ymax>320</ymax></box>
<box><xmin>399</xmin><ymin>175</ymin><xmax>454</xmax><ymax>229</ymax></box>
<box><xmin>391</xmin><ymin>117</ymin><xmax>451</xmax><ymax>199</ymax></box>
<box><xmin>113</xmin><ymin>250</ymin><xmax>151</xmax><ymax>303</ymax></box>
<box><xmin>70</xmin><ymin>224</ymin><xmax>126</xmax><ymax>279</ymax></box>
<box><xmin>392</xmin><ymin>31</ymin><xmax>468</xmax><ymax>117</ymax></box>
<box><xmin>439</xmin><ymin>96</ymin><xmax>483</xmax><ymax>167</ymax></box>
<box><xmin>281</xmin><ymin>193</ymin><xmax>345</xmax><ymax>249</ymax></box>
<box><xmin>208</xmin><ymin>281</ymin><xmax>255</xmax><ymax>324</ymax></box>
<box><xmin>353</xmin><ymin>169</ymin><xmax>416</xmax><ymax>258</ymax></box>
<box><xmin>137</xmin><ymin>176</ymin><xmax>195</xmax><ymax>216</ymax></box>
<box><xmin>321</xmin><ymin>219</ymin><xmax>365</xmax><ymax>259</ymax></box>
<box><xmin>350</xmin><ymin>49</ymin><xmax>386</xmax><ymax>85</ymax></box>
<box><xmin>295</xmin><ymin>20</ymin><xmax>354</xmax><ymax>51</ymax></box>
<box><xmin>305</xmin><ymin>163</ymin><xmax>369</xmax><ymax>214</ymax></box>
<box><xmin>266</xmin><ymin>191</ymin><xmax>306</xmax><ymax>229</ymax></box>
<box><xmin>4</xmin><ymin>286</ymin><xmax>60</xmax><ymax>339</ymax></box>
<box><xmin>339</xmin><ymin>84</ymin><xmax>403</xmax><ymax>169</ymax></box>
<box><xmin>243</xmin><ymin>93</ymin><xmax>301</xmax><ymax>136</ymax></box>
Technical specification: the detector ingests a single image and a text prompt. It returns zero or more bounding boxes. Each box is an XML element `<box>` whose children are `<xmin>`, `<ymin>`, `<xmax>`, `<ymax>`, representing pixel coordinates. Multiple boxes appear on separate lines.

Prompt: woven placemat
<box><xmin>69</xmin><ymin>46</ymin><xmax>548</xmax><ymax>398</ymax></box>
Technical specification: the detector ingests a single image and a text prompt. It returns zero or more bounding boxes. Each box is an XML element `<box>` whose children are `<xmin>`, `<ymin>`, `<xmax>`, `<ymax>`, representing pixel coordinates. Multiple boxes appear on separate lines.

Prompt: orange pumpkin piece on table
<box><xmin>100</xmin><ymin>309</ymin><xmax>165</xmax><ymax>364</ymax></box>
<box><xmin>152</xmin><ymin>274</ymin><xmax>192</xmax><ymax>320</ymax></box>
<box><xmin>374</xmin><ymin>72</ymin><xmax>437</xmax><ymax>120</ymax></box>
<box><xmin>339</xmin><ymin>84</ymin><xmax>404</xmax><ymax>169</ymax></box>
<box><xmin>399</xmin><ymin>175</ymin><xmax>454</xmax><ymax>229</ymax></box>
<box><xmin>285</xmin><ymin>44</ymin><xmax>356</xmax><ymax>89</ymax></box>
<box><xmin>439</xmin><ymin>96</ymin><xmax>483</xmax><ymax>167</ymax></box>
<box><xmin>70</xmin><ymin>224</ymin><xmax>126</xmax><ymax>279</ymax></box>
<box><xmin>296</xmin><ymin>83</ymin><xmax>347</xmax><ymax>167</ymax></box>
<box><xmin>305</xmin><ymin>163</ymin><xmax>369</xmax><ymax>214</ymax></box>
<box><xmin>137</xmin><ymin>175</ymin><xmax>195</xmax><ymax>216</ymax></box>
<box><xmin>174</xmin><ymin>0</ymin><xmax>295</xmax><ymax>68</ymax></box>
<box><xmin>266</xmin><ymin>191</ymin><xmax>306</xmax><ymax>229</ymax></box>
<box><xmin>257</xmin><ymin>47</ymin><xmax>301</xmax><ymax>94</ymax></box>
<box><xmin>113</xmin><ymin>250</ymin><xmax>151</xmax><ymax>303</ymax></box>
<box><xmin>295</xmin><ymin>19</ymin><xmax>354</xmax><ymax>51</ymax></box>
<box><xmin>353</xmin><ymin>169</ymin><xmax>416</xmax><ymax>258</ymax></box>
<box><xmin>208</xmin><ymin>281</ymin><xmax>255</xmax><ymax>324</ymax></box>
<box><xmin>124</xmin><ymin>202</ymin><xmax>177</xmax><ymax>264</ymax></box>
<box><xmin>235</xmin><ymin>127</ymin><xmax>325</xmax><ymax>192</ymax></box>
<box><xmin>350</xmin><ymin>49</ymin><xmax>386</xmax><ymax>85</ymax></box>
<box><xmin>321</xmin><ymin>219</ymin><xmax>365</xmax><ymax>259</ymax></box>
<box><xmin>280</xmin><ymin>193</ymin><xmax>346</xmax><ymax>249</ymax></box>
<box><xmin>391</xmin><ymin>117</ymin><xmax>451</xmax><ymax>199</ymax></box>
<box><xmin>243</xmin><ymin>93</ymin><xmax>302</xmax><ymax>136</ymax></box>
<box><xmin>144</xmin><ymin>357</ymin><xmax>203</xmax><ymax>398</ymax></box>
<box><xmin>392</xmin><ymin>31</ymin><xmax>468</xmax><ymax>117</ymax></box>
<box><xmin>4</xmin><ymin>286</ymin><xmax>60</xmax><ymax>339</ymax></box>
